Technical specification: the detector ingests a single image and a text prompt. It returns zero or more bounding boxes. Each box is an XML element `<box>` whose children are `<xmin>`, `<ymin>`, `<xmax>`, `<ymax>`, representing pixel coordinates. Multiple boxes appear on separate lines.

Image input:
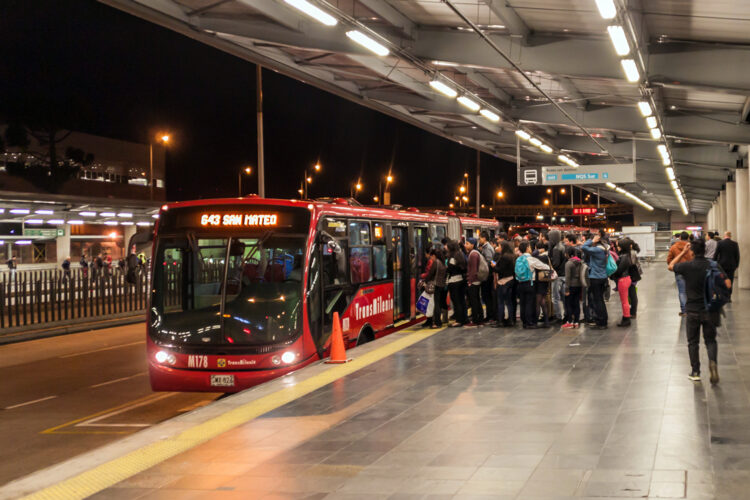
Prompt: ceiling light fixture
<box><xmin>515</xmin><ymin>130</ymin><xmax>531</xmax><ymax>140</ymax></box>
<box><xmin>607</xmin><ymin>25</ymin><xmax>630</xmax><ymax>56</ymax></box>
<box><xmin>638</xmin><ymin>101</ymin><xmax>653</xmax><ymax>117</ymax></box>
<box><xmin>457</xmin><ymin>95</ymin><xmax>480</xmax><ymax>111</ymax></box>
<box><xmin>540</xmin><ymin>144</ymin><xmax>553</xmax><ymax>153</ymax></box>
<box><xmin>283</xmin><ymin>0</ymin><xmax>338</xmax><ymax>26</ymax></box>
<box><xmin>646</xmin><ymin>116</ymin><xmax>657</xmax><ymax>129</ymax></box>
<box><xmin>346</xmin><ymin>30</ymin><xmax>389</xmax><ymax>56</ymax></box>
<box><xmin>650</xmin><ymin>128</ymin><xmax>662</xmax><ymax>140</ymax></box>
<box><xmin>595</xmin><ymin>0</ymin><xmax>617</xmax><ymax>19</ymax></box>
<box><xmin>479</xmin><ymin>109</ymin><xmax>500</xmax><ymax>122</ymax></box>
<box><xmin>429</xmin><ymin>79</ymin><xmax>458</xmax><ymax>98</ymax></box>
<box><xmin>621</xmin><ymin>59</ymin><xmax>640</xmax><ymax>82</ymax></box>
<box><xmin>666</xmin><ymin>167</ymin><xmax>676</xmax><ymax>181</ymax></box>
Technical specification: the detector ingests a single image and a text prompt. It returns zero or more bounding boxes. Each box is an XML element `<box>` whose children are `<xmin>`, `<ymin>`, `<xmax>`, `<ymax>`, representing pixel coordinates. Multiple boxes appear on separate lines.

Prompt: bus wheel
<box><xmin>356</xmin><ymin>326</ymin><xmax>375</xmax><ymax>346</ymax></box>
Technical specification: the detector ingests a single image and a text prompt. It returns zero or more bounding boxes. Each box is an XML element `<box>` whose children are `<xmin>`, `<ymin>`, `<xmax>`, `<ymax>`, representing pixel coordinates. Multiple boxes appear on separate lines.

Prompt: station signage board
<box><xmin>572</xmin><ymin>207</ymin><xmax>597</xmax><ymax>215</ymax></box>
<box><xmin>23</xmin><ymin>228</ymin><xmax>64</xmax><ymax>238</ymax></box>
<box><xmin>541</xmin><ymin>163</ymin><xmax>635</xmax><ymax>185</ymax></box>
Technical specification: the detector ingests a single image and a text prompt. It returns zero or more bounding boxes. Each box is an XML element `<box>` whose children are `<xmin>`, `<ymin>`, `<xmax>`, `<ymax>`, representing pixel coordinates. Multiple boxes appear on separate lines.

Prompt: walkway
<box><xmin>6</xmin><ymin>264</ymin><xmax>750</xmax><ymax>499</ymax></box>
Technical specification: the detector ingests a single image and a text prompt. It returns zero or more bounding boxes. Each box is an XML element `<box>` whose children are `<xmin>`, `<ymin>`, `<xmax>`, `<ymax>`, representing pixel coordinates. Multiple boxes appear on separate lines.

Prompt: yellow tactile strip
<box><xmin>22</xmin><ymin>327</ymin><xmax>443</xmax><ymax>500</ymax></box>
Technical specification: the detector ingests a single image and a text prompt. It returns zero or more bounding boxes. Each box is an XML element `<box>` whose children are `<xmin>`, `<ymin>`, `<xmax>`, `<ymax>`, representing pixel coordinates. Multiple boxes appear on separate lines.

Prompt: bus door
<box><xmin>413</xmin><ymin>225</ymin><xmax>430</xmax><ymax>315</ymax></box>
<box><xmin>391</xmin><ymin>224</ymin><xmax>410</xmax><ymax>321</ymax></box>
<box><xmin>447</xmin><ymin>215</ymin><xmax>461</xmax><ymax>241</ymax></box>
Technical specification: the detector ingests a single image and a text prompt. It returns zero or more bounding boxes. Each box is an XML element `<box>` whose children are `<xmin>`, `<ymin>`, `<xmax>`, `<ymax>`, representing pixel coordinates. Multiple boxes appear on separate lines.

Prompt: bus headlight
<box><xmin>155</xmin><ymin>351</ymin><xmax>176</xmax><ymax>365</ymax></box>
<box><xmin>271</xmin><ymin>355</ymin><xmax>281</xmax><ymax>365</ymax></box>
<box><xmin>281</xmin><ymin>351</ymin><xmax>296</xmax><ymax>364</ymax></box>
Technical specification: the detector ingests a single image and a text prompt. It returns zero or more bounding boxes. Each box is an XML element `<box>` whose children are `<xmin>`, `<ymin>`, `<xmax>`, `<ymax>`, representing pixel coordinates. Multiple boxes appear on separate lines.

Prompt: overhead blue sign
<box><xmin>540</xmin><ymin>163</ymin><xmax>634</xmax><ymax>185</ymax></box>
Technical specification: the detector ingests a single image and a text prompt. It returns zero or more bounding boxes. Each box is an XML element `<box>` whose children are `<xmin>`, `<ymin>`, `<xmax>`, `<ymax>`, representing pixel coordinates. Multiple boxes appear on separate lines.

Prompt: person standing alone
<box><xmin>714</xmin><ymin>231</ymin><xmax>740</xmax><ymax>301</ymax></box>
<box><xmin>667</xmin><ymin>232</ymin><xmax>693</xmax><ymax>316</ymax></box>
<box><xmin>669</xmin><ymin>239</ymin><xmax>730</xmax><ymax>384</ymax></box>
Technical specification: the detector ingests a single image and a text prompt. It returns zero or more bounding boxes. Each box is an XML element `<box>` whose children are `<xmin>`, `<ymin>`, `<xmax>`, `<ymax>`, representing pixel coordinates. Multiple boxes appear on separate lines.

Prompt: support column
<box><xmin>719</xmin><ymin>190</ymin><xmax>727</xmax><ymax>233</ymax></box>
<box><xmin>726</xmin><ymin>181</ymin><xmax>737</xmax><ymax>239</ymax></box>
<box><xmin>123</xmin><ymin>225</ymin><xmax>137</xmax><ymax>253</ymax></box>
<box><xmin>56</xmin><ymin>229</ymin><xmax>71</xmax><ymax>264</ymax></box>
<box><xmin>737</xmin><ymin>169</ymin><xmax>750</xmax><ymax>289</ymax></box>
<box><xmin>708</xmin><ymin>205</ymin><xmax>714</xmax><ymax>232</ymax></box>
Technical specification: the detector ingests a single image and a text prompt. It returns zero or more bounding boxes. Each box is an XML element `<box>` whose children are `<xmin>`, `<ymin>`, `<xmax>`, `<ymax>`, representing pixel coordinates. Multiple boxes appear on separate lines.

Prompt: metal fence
<box><xmin>0</xmin><ymin>268</ymin><xmax>150</xmax><ymax>330</ymax></box>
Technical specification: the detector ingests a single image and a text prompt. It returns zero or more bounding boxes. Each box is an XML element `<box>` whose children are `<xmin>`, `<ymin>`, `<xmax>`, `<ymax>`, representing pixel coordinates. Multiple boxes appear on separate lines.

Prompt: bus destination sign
<box><xmin>200</xmin><ymin>213</ymin><xmax>278</xmax><ymax>227</ymax></box>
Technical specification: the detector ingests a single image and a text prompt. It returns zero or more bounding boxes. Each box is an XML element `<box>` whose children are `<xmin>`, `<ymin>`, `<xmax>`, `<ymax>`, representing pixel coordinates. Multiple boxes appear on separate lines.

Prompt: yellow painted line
<box><xmin>23</xmin><ymin>327</ymin><xmax>444</xmax><ymax>500</ymax></box>
<box><xmin>41</xmin><ymin>393</ymin><xmax>165</xmax><ymax>435</ymax></box>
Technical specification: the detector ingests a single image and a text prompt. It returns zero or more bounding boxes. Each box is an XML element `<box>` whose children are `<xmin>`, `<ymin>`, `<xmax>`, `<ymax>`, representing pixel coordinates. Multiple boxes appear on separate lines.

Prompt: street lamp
<box><xmin>543</xmin><ymin>199</ymin><xmax>550</xmax><ymax>206</ymax></box>
<box><xmin>238</xmin><ymin>166</ymin><xmax>252</xmax><ymax>197</ymax></box>
<box><xmin>380</xmin><ymin>174</ymin><xmax>394</xmax><ymax>206</ymax></box>
<box><xmin>351</xmin><ymin>180</ymin><xmax>363</xmax><ymax>198</ymax></box>
<box><xmin>302</xmin><ymin>163</ymin><xmax>321</xmax><ymax>199</ymax></box>
<box><xmin>149</xmin><ymin>133</ymin><xmax>170</xmax><ymax>201</ymax></box>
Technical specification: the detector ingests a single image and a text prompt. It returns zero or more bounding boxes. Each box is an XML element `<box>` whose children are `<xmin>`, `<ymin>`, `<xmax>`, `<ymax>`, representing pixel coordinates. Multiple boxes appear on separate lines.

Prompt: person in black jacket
<box><xmin>714</xmin><ymin>231</ymin><xmax>740</xmax><ymax>300</ymax></box>
<box><xmin>446</xmin><ymin>240</ymin><xmax>468</xmax><ymax>327</ymax></box>
<box><xmin>491</xmin><ymin>241</ymin><xmax>516</xmax><ymax>327</ymax></box>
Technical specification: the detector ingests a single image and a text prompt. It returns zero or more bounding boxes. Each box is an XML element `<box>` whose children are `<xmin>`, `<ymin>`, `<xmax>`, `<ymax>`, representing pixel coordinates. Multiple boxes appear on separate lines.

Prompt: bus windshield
<box><xmin>149</xmin><ymin>204</ymin><xmax>311</xmax><ymax>349</ymax></box>
<box><xmin>151</xmin><ymin>234</ymin><xmax>306</xmax><ymax>348</ymax></box>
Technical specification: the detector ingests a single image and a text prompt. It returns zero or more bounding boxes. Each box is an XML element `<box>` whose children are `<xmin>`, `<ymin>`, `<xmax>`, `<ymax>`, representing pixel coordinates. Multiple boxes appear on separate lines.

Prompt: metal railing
<box><xmin>0</xmin><ymin>268</ymin><xmax>150</xmax><ymax>330</ymax></box>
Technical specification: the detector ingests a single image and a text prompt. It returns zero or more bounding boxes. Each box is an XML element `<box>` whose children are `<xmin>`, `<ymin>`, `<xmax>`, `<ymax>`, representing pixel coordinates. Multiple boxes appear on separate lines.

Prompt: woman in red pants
<box><xmin>611</xmin><ymin>238</ymin><xmax>637</xmax><ymax>327</ymax></box>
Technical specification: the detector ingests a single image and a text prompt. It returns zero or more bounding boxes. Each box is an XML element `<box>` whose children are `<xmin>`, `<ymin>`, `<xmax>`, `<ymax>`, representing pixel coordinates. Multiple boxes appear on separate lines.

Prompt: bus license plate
<box><xmin>210</xmin><ymin>374</ymin><xmax>235</xmax><ymax>387</ymax></box>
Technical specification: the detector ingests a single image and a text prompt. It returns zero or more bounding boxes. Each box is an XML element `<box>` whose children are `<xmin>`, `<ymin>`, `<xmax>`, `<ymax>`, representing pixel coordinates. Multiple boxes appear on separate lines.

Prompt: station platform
<box><xmin>5</xmin><ymin>265</ymin><xmax>750</xmax><ymax>500</ymax></box>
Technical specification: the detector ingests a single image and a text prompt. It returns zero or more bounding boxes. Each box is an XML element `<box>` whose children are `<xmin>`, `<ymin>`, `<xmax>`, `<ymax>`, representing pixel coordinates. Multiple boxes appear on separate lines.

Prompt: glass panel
<box><xmin>222</xmin><ymin>236</ymin><xmax>306</xmax><ymax>346</ymax></box>
<box><xmin>151</xmin><ymin>238</ymin><xmax>228</xmax><ymax>344</ymax></box>
<box><xmin>349</xmin><ymin>221</ymin><xmax>371</xmax><ymax>246</ymax></box>
<box><xmin>373</xmin><ymin>246</ymin><xmax>387</xmax><ymax>279</ymax></box>
<box><xmin>349</xmin><ymin>247</ymin><xmax>372</xmax><ymax>284</ymax></box>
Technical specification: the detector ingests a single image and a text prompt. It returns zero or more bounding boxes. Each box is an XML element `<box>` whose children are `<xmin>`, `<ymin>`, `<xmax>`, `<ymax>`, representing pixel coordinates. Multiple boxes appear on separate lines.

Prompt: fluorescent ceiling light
<box><xmin>429</xmin><ymin>79</ymin><xmax>458</xmax><ymax>98</ymax></box>
<box><xmin>35</xmin><ymin>209</ymin><xmax>54</xmax><ymax>215</ymax></box>
<box><xmin>657</xmin><ymin>144</ymin><xmax>668</xmax><ymax>155</ymax></box>
<box><xmin>136</xmin><ymin>222</ymin><xmax>152</xmax><ymax>226</ymax></box>
<box><xmin>120</xmin><ymin>221</ymin><xmax>134</xmax><ymax>226</ymax></box>
<box><xmin>47</xmin><ymin>219</ymin><xmax>64</xmax><ymax>224</ymax></box>
<box><xmin>606</xmin><ymin>182</ymin><xmax>617</xmax><ymax>189</ymax></box>
<box><xmin>650</xmin><ymin>128</ymin><xmax>662</xmax><ymax>139</ymax></box>
<box><xmin>283</xmin><ymin>0</ymin><xmax>337</xmax><ymax>26</ymax></box>
<box><xmin>607</xmin><ymin>25</ymin><xmax>630</xmax><ymax>56</ymax></box>
<box><xmin>15</xmin><ymin>240</ymin><xmax>32</xmax><ymax>245</ymax></box>
<box><xmin>646</xmin><ymin>116</ymin><xmax>657</xmax><ymax>129</ymax></box>
<box><xmin>529</xmin><ymin>137</ymin><xmax>542</xmax><ymax>147</ymax></box>
<box><xmin>152</xmin><ymin>214</ymin><xmax>160</xmax><ymax>219</ymax></box>
<box><xmin>105</xmin><ymin>221</ymin><xmax>119</xmax><ymax>226</ymax></box>
<box><xmin>515</xmin><ymin>130</ymin><xmax>531</xmax><ymax>140</ymax></box>
<box><xmin>79</xmin><ymin>211</ymin><xmax>96</xmax><ymax>217</ymax></box>
<box><xmin>100</xmin><ymin>212</ymin><xmax>115</xmax><ymax>217</ymax></box>
<box><xmin>479</xmin><ymin>109</ymin><xmax>500</xmax><ymax>122</ymax></box>
<box><xmin>67</xmin><ymin>220</ymin><xmax>84</xmax><ymax>225</ymax></box>
<box><xmin>661</xmin><ymin>155</ymin><xmax>671</xmax><ymax>166</ymax></box>
<box><xmin>670</xmin><ymin>180</ymin><xmax>678</xmax><ymax>189</ymax></box>
<box><xmin>25</xmin><ymin>219</ymin><xmax>43</xmax><ymax>224</ymax></box>
<box><xmin>666</xmin><ymin>167</ymin><xmax>676</xmax><ymax>180</ymax></box>
<box><xmin>346</xmin><ymin>30</ymin><xmax>389</xmax><ymax>56</ymax></box>
<box><xmin>10</xmin><ymin>209</ymin><xmax>30</xmax><ymax>214</ymax></box>
<box><xmin>638</xmin><ymin>101</ymin><xmax>652</xmax><ymax>117</ymax></box>
<box><xmin>615</xmin><ymin>186</ymin><xmax>626</xmax><ymax>193</ymax></box>
<box><xmin>540</xmin><ymin>144</ymin><xmax>553</xmax><ymax>153</ymax></box>
<box><xmin>595</xmin><ymin>0</ymin><xmax>617</xmax><ymax>19</ymax></box>
<box><xmin>621</xmin><ymin>59</ymin><xmax>640</xmax><ymax>82</ymax></box>
<box><xmin>117</xmin><ymin>212</ymin><xmax>133</xmax><ymax>218</ymax></box>
<box><xmin>457</xmin><ymin>95</ymin><xmax>480</xmax><ymax>111</ymax></box>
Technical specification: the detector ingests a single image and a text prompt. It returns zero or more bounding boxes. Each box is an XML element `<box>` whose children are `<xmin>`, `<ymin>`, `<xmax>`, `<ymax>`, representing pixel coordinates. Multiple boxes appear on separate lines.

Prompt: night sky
<box><xmin>1</xmin><ymin>0</ymin><xmax>547</xmax><ymax>207</ymax></box>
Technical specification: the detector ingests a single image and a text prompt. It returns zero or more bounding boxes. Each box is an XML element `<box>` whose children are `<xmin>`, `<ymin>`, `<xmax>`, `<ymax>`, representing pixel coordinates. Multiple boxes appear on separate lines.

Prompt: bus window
<box><xmin>414</xmin><ymin>226</ymin><xmax>429</xmax><ymax>276</ymax></box>
<box><xmin>349</xmin><ymin>221</ymin><xmax>372</xmax><ymax>284</ymax></box>
<box><xmin>373</xmin><ymin>222</ymin><xmax>387</xmax><ymax>280</ymax></box>
<box><xmin>434</xmin><ymin>225</ymin><xmax>446</xmax><ymax>243</ymax></box>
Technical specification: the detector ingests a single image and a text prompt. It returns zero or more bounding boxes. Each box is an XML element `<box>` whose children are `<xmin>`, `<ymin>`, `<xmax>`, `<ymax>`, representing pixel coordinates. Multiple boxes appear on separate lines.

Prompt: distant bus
<box><xmin>148</xmin><ymin>197</ymin><xmax>498</xmax><ymax>392</ymax></box>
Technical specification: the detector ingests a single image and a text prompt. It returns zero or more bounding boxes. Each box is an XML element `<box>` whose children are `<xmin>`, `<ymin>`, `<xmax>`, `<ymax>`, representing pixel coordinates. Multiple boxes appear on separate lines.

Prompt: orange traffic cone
<box><xmin>326</xmin><ymin>311</ymin><xmax>351</xmax><ymax>364</ymax></box>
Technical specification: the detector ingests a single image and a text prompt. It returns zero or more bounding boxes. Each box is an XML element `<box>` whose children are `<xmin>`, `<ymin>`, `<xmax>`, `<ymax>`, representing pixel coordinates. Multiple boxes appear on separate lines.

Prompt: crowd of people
<box><xmin>418</xmin><ymin>228</ymin><xmax>642</xmax><ymax>332</ymax></box>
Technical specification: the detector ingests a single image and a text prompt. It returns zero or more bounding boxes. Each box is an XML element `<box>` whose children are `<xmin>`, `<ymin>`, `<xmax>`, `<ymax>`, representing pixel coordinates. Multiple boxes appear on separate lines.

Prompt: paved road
<box><xmin>0</xmin><ymin>323</ymin><xmax>222</xmax><ymax>485</ymax></box>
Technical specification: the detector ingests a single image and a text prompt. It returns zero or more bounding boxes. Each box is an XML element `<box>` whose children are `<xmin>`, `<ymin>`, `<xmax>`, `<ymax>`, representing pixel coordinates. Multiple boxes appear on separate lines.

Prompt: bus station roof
<box><xmin>100</xmin><ymin>0</ymin><xmax>750</xmax><ymax>214</ymax></box>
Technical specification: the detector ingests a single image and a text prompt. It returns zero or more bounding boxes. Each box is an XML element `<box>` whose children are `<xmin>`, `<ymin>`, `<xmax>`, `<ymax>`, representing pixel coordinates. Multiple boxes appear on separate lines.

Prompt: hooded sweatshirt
<box><xmin>548</xmin><ymin>229</ymin><xmax>566</xmax><ymax>275</ymax></box>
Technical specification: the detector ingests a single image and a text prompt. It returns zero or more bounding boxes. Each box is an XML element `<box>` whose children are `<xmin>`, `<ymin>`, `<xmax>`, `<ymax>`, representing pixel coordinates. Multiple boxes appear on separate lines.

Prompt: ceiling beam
<box><xmin>481</xmin><ymin>0</ymin><xmax>530</xmax><ymax>42</ymax></box>
<box><xmin>357</xmin><ymin>0</ymin><xmax>416</xmax><ymax>39</ymax></box>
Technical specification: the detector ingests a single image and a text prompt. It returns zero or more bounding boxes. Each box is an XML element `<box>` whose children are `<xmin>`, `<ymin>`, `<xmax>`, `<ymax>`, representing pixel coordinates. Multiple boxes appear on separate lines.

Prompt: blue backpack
<box><xmin>705</xmin><ymin>261</ymin><xmax>730</xmax><ymax>312</ymax></box>
<box><xmin>605</xmin><ymin>253</ymin><xmax>618</xmax><ymax>276</ymax></box>
<box><xmin>515</xmin><ymin>254</ymin><xmax>533</xmax><ymax>282</ymax></box>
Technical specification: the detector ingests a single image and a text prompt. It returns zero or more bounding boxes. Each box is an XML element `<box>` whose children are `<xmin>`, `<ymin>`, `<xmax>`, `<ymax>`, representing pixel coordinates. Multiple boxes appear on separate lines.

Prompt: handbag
<box><xmin>425</xmin><ymin>281</ymin><xmax>436</xmax><ymax>294</ymax></box>
<box><xmin>536</xmin><ymin>269</ymin><xmax>552</xmax><ymax>282</ymax></box>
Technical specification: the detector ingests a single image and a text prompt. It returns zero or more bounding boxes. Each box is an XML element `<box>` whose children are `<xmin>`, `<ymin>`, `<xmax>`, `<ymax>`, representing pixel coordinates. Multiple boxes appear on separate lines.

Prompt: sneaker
<box><xmin>562</xmin><ymin>322</ymin><xmax>575</xmax><ymax>329</ymax></box>
<box><xmin>709</xmin><ymin>361</ymin><xmax>719</xmax><ymax>385</ymax></box>
<box><xmin>688</xmin><ymin>371</ymin><xmax>701</xmax><ymax>381</ymax></box>
<box><xmin>449</xmin><ymin>322</ymin><xmax>463</xmax><ymax>328</ymax></box>
<box><xmin>586</xmin><ymin>321</ymin><xmax>597</xmax><ymax>326</ymax></box>
<box><xmin>574</xmin><ymin>323</ymin><xmax>580</xmax><ymax>329</ymax></box>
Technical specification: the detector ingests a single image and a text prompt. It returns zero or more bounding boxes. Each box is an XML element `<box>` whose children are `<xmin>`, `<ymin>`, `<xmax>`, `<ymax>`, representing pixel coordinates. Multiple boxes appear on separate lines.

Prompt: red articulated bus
<box><xmin>148</xmin><ymin>196</ymin><xmax>498</xmax><ymax>392</ymax></box>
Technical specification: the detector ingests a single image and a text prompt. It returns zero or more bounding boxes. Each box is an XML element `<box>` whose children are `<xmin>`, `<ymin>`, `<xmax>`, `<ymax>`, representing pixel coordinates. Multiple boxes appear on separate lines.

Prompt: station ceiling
<box><xmin>101</xmin><ymin>0</ymin><xmax>750</xmax><ymax>214</ymax></box>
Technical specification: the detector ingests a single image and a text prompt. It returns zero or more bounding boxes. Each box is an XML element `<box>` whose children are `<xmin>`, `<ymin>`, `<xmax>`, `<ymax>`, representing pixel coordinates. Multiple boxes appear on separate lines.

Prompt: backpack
<box><xmin>606</xmin><ymin>253</ymin><xmax>618</xmax><ymax>276</ymax></box>
<box><xmin>705</xmin><ymin>261</ymin><xmax>730</xmax><ymax>312</ymax></box>
<box><xmin>515</xmin><ymin>254</ymin><xmax>533</xmax><ymax>282</ymax></box>
<box><xmin>476</xmin><ymin>252</ymin><xmax>490</xmax><ymax>282</ymax></box>
<box><xmin>580</xmin><ymin>260</ymin><xmax>590</xmax><ymax>287</ymax></box>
